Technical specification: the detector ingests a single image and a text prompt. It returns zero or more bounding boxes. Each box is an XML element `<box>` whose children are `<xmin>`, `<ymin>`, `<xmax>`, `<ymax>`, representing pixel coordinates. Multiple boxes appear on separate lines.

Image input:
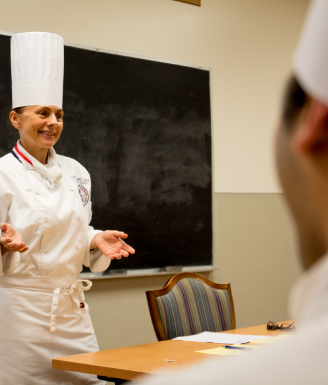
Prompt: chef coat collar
<box><xmin>12</xmin><ymin>140</ymin><xmax>63</xmax><ymax>186</ymax></box>
<box><xmin>289</xmin><ymin>252</ymin><xmax>328</xmax><ymax>328</ymax></box>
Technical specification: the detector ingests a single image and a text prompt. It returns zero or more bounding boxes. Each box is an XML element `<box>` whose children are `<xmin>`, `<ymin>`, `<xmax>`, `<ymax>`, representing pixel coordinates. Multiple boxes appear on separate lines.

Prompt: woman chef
<box><xmin>0</xmin><ymin>32</ymin><xmax>135</xmax><ymax>385</ymax></box>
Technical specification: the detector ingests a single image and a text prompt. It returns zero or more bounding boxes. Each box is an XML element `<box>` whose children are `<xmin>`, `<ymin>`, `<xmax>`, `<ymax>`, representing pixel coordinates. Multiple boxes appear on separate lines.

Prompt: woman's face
<box><xmin>10</xmin><ymin>105</ymin><xmax>64</xmax><ymax>156</ymax></box>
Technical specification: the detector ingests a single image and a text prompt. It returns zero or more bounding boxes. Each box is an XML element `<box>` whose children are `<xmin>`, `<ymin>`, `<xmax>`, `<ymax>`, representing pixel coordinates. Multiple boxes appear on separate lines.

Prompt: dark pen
<box><xmin>223</xmin><ymin>345</ymin><xmax>253</xmax><ymax>351</ymax></box>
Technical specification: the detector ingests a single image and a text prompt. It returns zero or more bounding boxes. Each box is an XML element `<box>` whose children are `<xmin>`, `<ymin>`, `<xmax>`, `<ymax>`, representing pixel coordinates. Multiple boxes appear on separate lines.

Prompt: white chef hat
<box><xmin>293</xmin><ymin>0</ymin><xmax>328</xmax><ymax>105</ymax></box>
<box><xmin>11</xmin><ymin>32</ymin><xmax>64</xmax><ymax>109</ymax></box>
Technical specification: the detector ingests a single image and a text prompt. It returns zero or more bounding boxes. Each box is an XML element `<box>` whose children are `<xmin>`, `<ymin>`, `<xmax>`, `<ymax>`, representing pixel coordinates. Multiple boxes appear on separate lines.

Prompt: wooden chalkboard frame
<box><xmin>0</xmin><ymin>31</ymin><xmax>213</xmax><ymax>278</ymax></box>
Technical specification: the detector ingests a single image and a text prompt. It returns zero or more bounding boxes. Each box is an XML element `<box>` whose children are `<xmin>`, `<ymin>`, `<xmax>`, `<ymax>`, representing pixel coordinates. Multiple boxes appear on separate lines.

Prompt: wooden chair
<box><xmin>146</xmin><ymin>272</ymin><xmax>236</xmax><ymax>341</ymax></box>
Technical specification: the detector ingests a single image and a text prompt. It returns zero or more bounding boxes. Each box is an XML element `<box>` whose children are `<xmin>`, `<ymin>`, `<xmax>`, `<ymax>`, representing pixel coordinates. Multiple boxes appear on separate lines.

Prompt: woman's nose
<box><xmin>47</xmin><ymin>114</ymin><xmax>58</xmax><ymax>125</ymax></box>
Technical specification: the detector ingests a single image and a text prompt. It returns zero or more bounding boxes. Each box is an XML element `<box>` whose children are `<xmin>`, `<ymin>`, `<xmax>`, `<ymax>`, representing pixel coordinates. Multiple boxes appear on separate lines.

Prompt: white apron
<box><xmin>0</xmin><ymin>141</ymin><xmax>110</xmax><ymax>385</ymax></box>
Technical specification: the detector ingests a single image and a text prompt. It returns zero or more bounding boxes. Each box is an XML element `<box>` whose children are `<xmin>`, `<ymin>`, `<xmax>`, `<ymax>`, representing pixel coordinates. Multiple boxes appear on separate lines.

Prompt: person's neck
<box><xmin>19</xmin><ymin>142</ymin><xmax>48</xmax><ymax>165</ymax></box>
<box><xmin>297</xmin><ymin>208</ymin><xmax>328</xmax><ymax>270</ymax></box>
<box><xmin>299</xmin><ymin>237</ymin><xmax>327</xmax><ymax>270</ymax></box>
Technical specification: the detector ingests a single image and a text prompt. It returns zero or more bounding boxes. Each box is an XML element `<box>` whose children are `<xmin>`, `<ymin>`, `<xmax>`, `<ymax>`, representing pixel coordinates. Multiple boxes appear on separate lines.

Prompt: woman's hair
<box><xmin>12</xmin><ymin>106</ymin><xmax>26</xmax><ymax>114</ymax></box>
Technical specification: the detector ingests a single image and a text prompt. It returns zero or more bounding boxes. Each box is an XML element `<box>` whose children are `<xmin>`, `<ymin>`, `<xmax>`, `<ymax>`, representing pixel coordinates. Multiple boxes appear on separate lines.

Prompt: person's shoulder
<box><xmin>57</xmin><ymin>154</ymin><xmax>89</xmax><ymax>176</ymax></box>
<box><xmin>0</xmin><ymin>152</ymin><xmax>20</xmax><ymax>168</ymax></box>
<box><xmin>0</xmin><ymin>153</ymin><xmax>22</xmax><ymax>197</ymax></box>
<box><xmin>58</xmin><ymin>154</ymin><xmax>89</xmax><ymax>173</ymax></box>
<box><xmin>58</xmin><ymin>155</ymin><xmax>92</xmax><ymax>190</ymax></box>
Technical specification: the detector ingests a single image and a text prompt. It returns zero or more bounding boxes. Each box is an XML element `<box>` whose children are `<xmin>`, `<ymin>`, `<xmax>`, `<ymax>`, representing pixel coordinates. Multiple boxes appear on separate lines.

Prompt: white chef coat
<box><xmin>139</xmin><ymin>254</ymin><xmax>328</xmax><ymax>385</ymax></box>
<box><xmin>0</xmin><ymin>141</ymin><xmax>110</xmax><ymax>385</ymax></box>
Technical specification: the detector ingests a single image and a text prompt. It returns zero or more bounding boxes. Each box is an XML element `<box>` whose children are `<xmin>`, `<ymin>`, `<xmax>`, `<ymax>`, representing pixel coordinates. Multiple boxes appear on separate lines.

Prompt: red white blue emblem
<box><xmin>78</xmin><ymin>185</ymin><xmax>89</xmax><ymax>206</ymax></box>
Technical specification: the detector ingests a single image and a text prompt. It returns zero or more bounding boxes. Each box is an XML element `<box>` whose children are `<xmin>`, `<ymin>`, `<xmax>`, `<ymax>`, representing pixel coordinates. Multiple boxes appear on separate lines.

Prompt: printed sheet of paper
<box><xmin>173</xmin><ymin>332</ymin><xmax>271</xmax><ymax>344</ymax></box>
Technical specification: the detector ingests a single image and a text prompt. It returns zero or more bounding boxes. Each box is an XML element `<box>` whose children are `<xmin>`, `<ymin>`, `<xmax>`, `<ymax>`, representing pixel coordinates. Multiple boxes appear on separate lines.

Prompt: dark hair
<box><xmin>281</xmin><ymin>76</ymin><xmax>308</xmax><ymax>130</ymax></box>
<box><xmin>12</xmin><ymin>106</ymin><xmax>26</xmax><ymax>114</ymax></box>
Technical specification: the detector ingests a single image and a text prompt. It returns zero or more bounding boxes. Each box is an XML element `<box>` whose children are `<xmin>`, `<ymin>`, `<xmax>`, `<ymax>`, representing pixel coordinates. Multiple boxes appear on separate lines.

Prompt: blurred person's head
<box><xmin>275</xmin><ymin>0</ymin><xmax>328</xmax><ymax>270</ymax></box>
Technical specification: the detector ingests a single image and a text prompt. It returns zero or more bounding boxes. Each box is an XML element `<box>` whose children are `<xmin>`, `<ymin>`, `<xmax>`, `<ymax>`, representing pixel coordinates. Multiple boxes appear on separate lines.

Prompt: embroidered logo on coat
<box><xmin>72</xmin><ymin>176</ymin><xmax>91</xmax><ymax>186</ymax></box>
<box><xmin>78</xmin><ymin>185</ymin><xmax>89</xmax><ymax>206</ymax></box>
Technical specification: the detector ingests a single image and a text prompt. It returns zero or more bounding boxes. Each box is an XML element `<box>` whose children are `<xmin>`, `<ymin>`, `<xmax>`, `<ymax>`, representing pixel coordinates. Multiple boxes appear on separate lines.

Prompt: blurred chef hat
<box><xmin>11</xmin><ymin>32</ymin><xmax>64</xmax><ymax>109</ymax></box>
<box><xmin>293</xmin><ymin>0</ymin><xmax>328</xmax><ymax>105</ymax></box>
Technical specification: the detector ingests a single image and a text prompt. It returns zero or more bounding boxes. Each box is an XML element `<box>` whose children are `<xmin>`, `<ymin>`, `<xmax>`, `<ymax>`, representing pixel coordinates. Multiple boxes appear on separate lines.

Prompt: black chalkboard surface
<box><xmin>0</xmin><ymin>33</ymin><xmax>212</xmax><ymax>274</ymax></box>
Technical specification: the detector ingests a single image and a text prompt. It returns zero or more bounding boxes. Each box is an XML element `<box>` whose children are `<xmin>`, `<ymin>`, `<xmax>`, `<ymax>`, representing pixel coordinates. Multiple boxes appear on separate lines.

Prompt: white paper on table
<box><xmin>173</xmin><ymin>332</ymin><xmax>271</xmax><ymax>344</ymax></box>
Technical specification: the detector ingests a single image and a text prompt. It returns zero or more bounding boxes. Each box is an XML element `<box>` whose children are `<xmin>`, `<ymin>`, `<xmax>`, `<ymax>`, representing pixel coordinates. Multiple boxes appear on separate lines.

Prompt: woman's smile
<box><xmin>39</xmin><ymin>131</ymin><xmax>56</xmax><ymax>138</ymax></box>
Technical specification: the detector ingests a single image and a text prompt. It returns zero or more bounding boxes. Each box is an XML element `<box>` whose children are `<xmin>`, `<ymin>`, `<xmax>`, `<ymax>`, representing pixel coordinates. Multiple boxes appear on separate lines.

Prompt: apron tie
<box><xmin>50</xmin><ymin>280</ymin><xmax>92</xmax><ymax>332</ymax></box>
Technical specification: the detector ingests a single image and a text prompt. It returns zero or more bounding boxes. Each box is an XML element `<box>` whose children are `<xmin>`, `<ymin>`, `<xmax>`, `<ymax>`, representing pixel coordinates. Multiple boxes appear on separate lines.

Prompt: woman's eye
<box><xmin>39</xmin><ymin>111</ymin><xmax>47</xmax><ymax>117</ymax></box>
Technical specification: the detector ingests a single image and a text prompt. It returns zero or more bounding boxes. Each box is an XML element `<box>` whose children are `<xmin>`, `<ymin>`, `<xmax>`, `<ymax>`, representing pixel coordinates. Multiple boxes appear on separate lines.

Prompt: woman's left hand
<box><xmin>90</xmin><ymin>231</ymin><xmax>135</xmax><ymax>260</ymax></box>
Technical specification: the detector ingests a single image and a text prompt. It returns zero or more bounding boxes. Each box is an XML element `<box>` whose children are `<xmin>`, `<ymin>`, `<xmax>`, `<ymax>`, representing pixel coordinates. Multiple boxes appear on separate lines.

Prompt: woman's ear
<box><xmin>292</xmin><ymin>98</ymin><xmax>328</xmax><ymax>154</ymax></box>
<box><xmin>9</xmin><ymin>111</ymin><xmax>19</xmax><ymax>130</ymax></box>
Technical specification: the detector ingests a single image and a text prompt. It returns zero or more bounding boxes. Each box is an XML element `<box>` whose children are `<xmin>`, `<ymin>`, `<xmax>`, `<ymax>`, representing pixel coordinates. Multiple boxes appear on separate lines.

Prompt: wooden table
<box><xmin>53</xmin><ymin>323</ymin><xmax>292</xmax><ymax>382</ymax></box>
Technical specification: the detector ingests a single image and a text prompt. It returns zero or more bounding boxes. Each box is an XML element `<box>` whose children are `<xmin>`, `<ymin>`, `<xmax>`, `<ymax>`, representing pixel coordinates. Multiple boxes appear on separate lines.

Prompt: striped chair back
<box><xmin>146</xmin><ymin>273</ymin><xmax>236</xmax><ymax>341</ymax></box>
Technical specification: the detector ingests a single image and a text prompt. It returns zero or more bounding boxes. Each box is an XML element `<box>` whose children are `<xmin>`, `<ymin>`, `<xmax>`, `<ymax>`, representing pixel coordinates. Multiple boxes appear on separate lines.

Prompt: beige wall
<box><xmin>0</xmin><ymin>0</ymin><xmax>307</xmax><ymax>350</ymax></box>
<box><xmin>213</xmin><ymin>194</ymin><xmax>301</xmax><ymax>329</ymax></box>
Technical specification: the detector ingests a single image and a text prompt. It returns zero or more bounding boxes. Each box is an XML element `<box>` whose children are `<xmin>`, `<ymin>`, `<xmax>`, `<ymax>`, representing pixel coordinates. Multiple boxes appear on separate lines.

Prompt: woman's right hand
<box><xmin>0</xmin><ymin>223</ymin><xmax>29</xmax><ymax>254</ymax></box>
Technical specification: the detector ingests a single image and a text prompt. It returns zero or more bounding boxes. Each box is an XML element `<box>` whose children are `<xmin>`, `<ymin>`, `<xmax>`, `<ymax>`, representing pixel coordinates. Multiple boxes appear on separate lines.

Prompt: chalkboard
<box><xmin>0</xmin><ymin>33</ymin><xmax>212</xmax><ymax>274</ymax></box>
